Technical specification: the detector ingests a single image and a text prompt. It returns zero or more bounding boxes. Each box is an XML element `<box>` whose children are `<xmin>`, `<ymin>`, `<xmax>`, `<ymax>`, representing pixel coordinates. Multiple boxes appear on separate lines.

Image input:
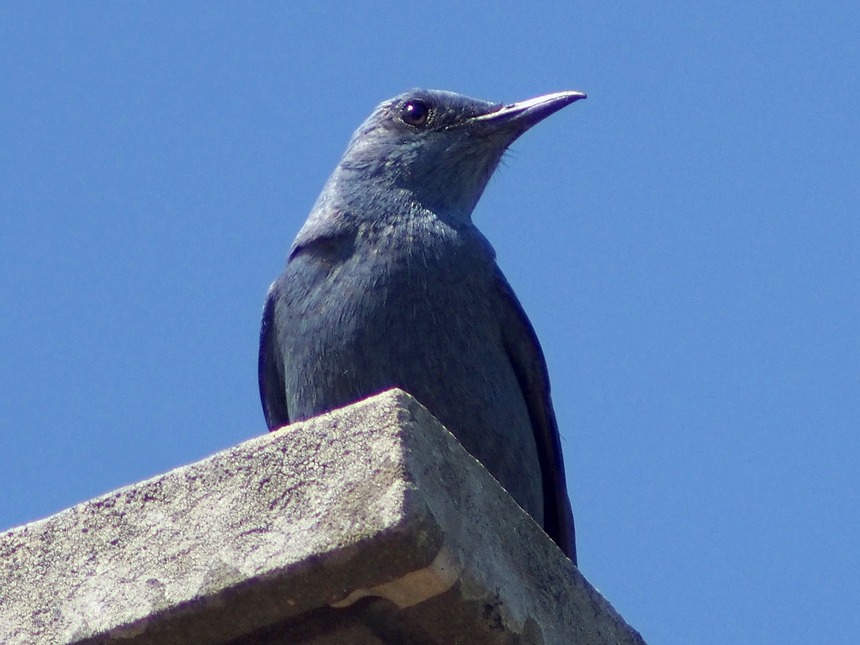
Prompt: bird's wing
<box><xmin>495</xmin><ymin>267</ymin><xmax>577</xmax><ymax>564</ymax></box>
<box><xmin>258</xmin><ymin>281</ymin><xmax>290</xmax><ymax>430</ymax></box>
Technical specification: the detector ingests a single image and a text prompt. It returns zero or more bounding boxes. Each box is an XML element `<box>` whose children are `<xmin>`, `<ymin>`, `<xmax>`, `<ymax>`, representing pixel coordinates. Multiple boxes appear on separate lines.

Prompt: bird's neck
<box><xmin>334</xmin><ymin>162</ymin><xmax>482</xmax><ymax>226</ymax></box>
<box><xmin>291</xmin><ymin>167</ymin><xmax>495</xmax><ymax>262</ymax></box>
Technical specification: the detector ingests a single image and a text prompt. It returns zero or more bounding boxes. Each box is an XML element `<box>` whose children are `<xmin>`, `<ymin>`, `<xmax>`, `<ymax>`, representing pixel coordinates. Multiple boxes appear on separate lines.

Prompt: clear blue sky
<box><xmin>1</xmin><ymin>3</ymin><xmax>857</xmax><ymax>643</ymax></box>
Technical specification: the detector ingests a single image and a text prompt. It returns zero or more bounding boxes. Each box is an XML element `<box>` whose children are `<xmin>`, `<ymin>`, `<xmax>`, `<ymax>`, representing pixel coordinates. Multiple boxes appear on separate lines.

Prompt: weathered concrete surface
<box><xmin>1</xmin><ymin>389</ymin><xmax>646</xmax><ymax>645</ymax></box>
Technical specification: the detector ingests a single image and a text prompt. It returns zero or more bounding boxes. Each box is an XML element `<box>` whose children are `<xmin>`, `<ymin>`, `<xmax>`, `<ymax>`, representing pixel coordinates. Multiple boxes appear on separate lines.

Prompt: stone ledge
<box><xmin>0</xmin><ymin>389</ymin><xmax>646</xmax><ymax>645</ymax></box>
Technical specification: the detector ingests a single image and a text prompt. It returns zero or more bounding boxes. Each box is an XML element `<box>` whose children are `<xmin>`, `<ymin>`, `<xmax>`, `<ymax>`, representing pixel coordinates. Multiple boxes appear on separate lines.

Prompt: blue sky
<box><xmin>1</xmin><ymin>3</ymin><xmax>858</xmax><ymax>643</ymax></box>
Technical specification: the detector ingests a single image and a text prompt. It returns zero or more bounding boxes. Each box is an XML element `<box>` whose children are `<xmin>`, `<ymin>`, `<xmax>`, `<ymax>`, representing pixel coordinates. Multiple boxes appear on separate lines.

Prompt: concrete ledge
<box><xmin>1</xmin><ymin>389</ymin><xmax>646</xmax><ymax>644</ymax></box>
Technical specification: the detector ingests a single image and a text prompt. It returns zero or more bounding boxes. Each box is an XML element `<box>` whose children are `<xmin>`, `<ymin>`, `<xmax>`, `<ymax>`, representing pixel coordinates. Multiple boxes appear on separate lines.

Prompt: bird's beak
<box><xmin>472</xmin><ymin>90</ymin><xmax>587</xmax><ymax>131</ymax></box>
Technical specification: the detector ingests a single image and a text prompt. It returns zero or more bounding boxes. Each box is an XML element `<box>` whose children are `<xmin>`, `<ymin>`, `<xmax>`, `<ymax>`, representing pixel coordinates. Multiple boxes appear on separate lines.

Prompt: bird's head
<box><xmin>333</xmin><ymin>89</ymin><xmax>586</xmax><ymax>222</ymax></box>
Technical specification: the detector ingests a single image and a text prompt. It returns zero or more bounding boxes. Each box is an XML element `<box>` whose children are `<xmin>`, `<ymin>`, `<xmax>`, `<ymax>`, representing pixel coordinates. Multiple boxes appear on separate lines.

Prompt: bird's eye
<box><xmin>401</xmin><ymin>99</ymin><xmax>430</xmax><ymax>127</ymax></box>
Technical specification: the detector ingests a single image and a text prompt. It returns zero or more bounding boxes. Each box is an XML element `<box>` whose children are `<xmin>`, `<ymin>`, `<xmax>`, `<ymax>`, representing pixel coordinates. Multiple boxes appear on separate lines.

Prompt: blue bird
<box><xmin>259</xmin><ymin>89</ymin><xmax>586</xmax><ymax>563</ymax></box>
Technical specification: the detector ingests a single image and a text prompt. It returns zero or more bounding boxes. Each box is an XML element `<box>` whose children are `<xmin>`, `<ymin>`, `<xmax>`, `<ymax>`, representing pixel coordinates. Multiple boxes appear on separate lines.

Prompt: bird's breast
<box><xmin>277</xmin><ymin>225</ymin><xmax>542</xmax><ymax>520</ymax></box>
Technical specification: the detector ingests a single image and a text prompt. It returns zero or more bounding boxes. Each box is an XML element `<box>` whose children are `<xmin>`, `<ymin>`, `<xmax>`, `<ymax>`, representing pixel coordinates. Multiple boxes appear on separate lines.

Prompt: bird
<box><xmin>258</xmin><ymin>88</ymin><xmax>586</xmax><ymax>563</ymax></box>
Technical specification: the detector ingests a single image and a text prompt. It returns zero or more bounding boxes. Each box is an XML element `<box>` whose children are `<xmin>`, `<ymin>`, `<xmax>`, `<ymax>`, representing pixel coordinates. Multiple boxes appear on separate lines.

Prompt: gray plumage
<box><xmin>259</xmin><ymin>88</ymin><xmax>585</xmax><ymax>563</ymax></box>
